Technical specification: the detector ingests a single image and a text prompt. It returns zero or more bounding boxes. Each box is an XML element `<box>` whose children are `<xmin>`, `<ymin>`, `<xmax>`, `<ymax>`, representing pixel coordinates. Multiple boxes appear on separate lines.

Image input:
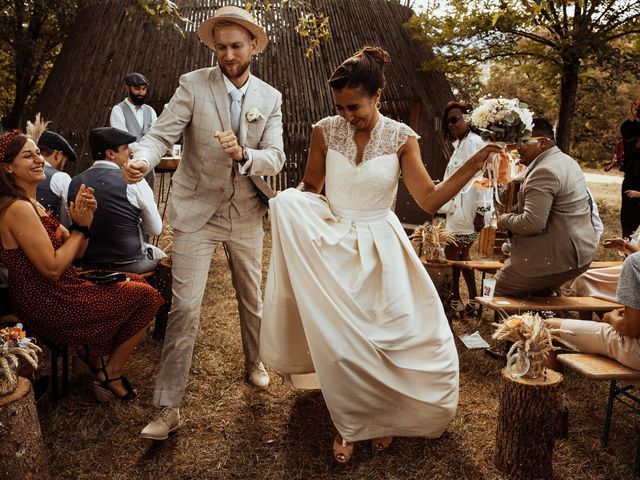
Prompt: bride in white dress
<box><xmin>260</xmin><ymin>47</ymin><xmax>498</xmax><ymax>463</ymax></box>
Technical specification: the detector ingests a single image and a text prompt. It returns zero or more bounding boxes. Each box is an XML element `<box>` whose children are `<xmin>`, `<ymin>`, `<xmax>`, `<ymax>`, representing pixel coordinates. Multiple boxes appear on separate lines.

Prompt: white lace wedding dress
<box><xmin>260</xmin><ymin>115</ymin><xmax>459</xmax><ymax>442</ymax></box>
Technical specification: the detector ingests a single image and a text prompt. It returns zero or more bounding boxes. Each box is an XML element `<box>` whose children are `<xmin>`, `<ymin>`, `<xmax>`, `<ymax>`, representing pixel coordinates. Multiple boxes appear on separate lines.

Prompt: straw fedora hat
<box><xmin>197</xmin><ymin>6</ymin><xmax>268</xmax><ymax>53</ymax></box>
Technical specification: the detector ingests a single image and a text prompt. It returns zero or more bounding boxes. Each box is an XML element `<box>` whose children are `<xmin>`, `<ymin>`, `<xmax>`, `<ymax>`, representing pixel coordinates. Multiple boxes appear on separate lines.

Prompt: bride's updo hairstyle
<box><xmin>328</xmin><ymin>46</ymin><xmax>391</xmax><ymax>97</ymax></box>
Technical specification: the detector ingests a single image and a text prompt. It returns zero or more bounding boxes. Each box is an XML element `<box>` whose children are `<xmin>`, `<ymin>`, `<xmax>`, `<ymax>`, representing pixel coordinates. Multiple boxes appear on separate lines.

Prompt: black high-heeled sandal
<box><xmin>93</xmin><ymin>367</ymin><xmax>138</xmax><ymax>403</ymax></box>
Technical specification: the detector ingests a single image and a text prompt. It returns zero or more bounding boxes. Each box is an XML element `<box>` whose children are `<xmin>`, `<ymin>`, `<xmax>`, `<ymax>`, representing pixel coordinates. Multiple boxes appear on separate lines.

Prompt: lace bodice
<box><xmin>315</xmin><ymin>115</ymin><xmax>419</xmax><ymax>212</ymax></box>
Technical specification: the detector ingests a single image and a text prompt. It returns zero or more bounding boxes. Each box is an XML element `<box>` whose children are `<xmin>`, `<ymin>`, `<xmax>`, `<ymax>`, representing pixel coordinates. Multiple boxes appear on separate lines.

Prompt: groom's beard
<box><xmin>219</xmin><ymin>59</ymin><xmax>251</xmax><ymax>81</ymax></box>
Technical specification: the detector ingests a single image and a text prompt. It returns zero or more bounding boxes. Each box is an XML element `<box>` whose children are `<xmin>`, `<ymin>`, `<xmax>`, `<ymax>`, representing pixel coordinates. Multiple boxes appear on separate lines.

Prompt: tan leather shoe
<box><xmin>140</xmin><ymin>407</ymin><xmax>180</xmax><ymax>440</ymax></box>
<box><xmin>245</xmin><ymin>361</ymin><xmax>270</xmax><ymax>389</ymax></box>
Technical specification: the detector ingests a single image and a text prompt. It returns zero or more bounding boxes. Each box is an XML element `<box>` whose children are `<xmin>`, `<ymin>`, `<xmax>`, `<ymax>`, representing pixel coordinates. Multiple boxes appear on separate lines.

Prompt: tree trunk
<box><xmin>556</xmin><ymin>59</ymin><xmax>580</xmax><ymax>154</ymax></box>
<box><xmin>495</xmin><ymin>368</ymin><xmax>563</xmax><ymax>480</ymax></box>
<box><xmin>0</xmin><ymin>377</ymin><xmax>51</xmax><ymax>480</ymax></box>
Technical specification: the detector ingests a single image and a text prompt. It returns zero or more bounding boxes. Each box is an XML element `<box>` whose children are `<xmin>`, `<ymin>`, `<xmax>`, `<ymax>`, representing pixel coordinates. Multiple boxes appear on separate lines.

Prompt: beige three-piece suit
<box><xmin>496</xmin><ymin>146</ymin><xmax>597</xmax><ymax>296</ymax></box>
<box><xmin>134</xmin><ymin>66</ymin><xmax>285</xmax><ymax>407</ymax></box>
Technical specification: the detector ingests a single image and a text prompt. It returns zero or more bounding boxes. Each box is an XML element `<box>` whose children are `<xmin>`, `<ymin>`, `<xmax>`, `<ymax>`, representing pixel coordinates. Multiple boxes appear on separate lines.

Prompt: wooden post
<box><xmin>0</xmin><ymin>377</ymin><xmax>50</xmax><ymax>480</ymax></box>
<box><xmin>495</xmin><ymin>368</ymin><xmax>563</xmax><ymax>480</ymax></box>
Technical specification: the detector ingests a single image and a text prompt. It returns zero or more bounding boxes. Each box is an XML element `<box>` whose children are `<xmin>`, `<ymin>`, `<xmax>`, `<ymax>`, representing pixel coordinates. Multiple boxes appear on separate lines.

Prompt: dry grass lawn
<box><xmin>35</xmin><ymin>169</ymin><xmax>640</xmax><ymax>479</ymax></box>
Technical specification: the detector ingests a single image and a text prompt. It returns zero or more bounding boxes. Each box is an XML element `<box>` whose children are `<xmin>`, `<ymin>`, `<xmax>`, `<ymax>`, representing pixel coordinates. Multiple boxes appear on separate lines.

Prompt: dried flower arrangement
<box><xmin>0</xmin><ymin>324</ymin><xmax>41</xmax><ymax>396</ymax></box>
<box><xmin>410</xmin><ymin>219</ymin><xmax>456</xmax><ymax>263</ymax></box>
<box><xmin>492</xmin><ymin>312</ymin><xmax>569</xmax><ymax>379</ymax></box>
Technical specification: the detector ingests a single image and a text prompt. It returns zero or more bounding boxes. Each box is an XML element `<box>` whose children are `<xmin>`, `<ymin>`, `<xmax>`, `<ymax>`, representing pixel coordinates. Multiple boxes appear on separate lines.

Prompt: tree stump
<box><xmin>495</xmin><ymin>368</ymin><xmax>563</xmax><ymax>480</ymax></box>
<box><xmin>423</xmin><ymin>261</ymin><xmax>453</xmax><ymax>307</ymax></box>
<box><xmin>0</xmin><ymin>377</ymin><xmax>50</xmax><ymax>480</ymax></box>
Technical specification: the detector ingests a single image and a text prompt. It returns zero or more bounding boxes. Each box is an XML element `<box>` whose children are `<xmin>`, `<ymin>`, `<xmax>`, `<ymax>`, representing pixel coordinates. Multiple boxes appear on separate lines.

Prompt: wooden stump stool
<box><xmin>0</xmin><ymin>377</ymin><xmax>50</xmax><ymax>480</ymax></box>
<box><xmin>495</xmin><ymin>368</ymin><xmax>563</xmax><ymax>480</ymax></box>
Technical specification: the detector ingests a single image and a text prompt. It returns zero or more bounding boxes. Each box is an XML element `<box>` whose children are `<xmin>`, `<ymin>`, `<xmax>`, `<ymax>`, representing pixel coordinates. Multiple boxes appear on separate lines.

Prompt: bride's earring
<box><xmin>375</xmin><ymin>101</ymin><xmax>381</xmax><ymax>110</ymax></box>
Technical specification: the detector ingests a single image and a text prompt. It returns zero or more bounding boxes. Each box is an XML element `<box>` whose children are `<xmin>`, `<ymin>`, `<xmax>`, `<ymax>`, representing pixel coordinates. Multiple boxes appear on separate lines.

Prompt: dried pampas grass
<box><xmin>25</xmin><ymin>113</ymin><xmax>50</xmax><ymax>142</ymax></box>
<box><xmin>410</xmin><ymin>219</ymin><xmax>456</xmax><ymax>262</ymax></box>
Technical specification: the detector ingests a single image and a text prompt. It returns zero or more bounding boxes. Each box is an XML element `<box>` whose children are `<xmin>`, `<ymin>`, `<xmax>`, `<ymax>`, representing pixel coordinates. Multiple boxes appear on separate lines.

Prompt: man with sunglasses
<box><xmin>494</xmin><ymin>118</ymin><xmax>596</xmax><ymax>297</ymax></box>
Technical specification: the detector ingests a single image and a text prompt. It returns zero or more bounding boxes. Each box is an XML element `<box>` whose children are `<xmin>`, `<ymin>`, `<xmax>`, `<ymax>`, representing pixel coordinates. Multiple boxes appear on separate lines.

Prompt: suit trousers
<box><xmin>495</xmin><ymin>259</ymin><xmax>589</xmax><ymax>297</ymax></box>
<box><xmin>152</xmin><ymin>208</ymin><xmax>265</xmax><ymax>408</ymax></box>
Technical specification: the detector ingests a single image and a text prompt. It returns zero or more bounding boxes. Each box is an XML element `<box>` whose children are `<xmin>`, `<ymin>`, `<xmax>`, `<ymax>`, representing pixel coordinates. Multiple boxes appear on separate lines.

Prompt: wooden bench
<box><xmin>474</xmin><ymin>295</ymin><xmax>623</xmax><ymax>321</ymax></box>
<box><xmin>557</xmin><ymin>353</ymin><xmax>640</xmax><ymax>474</ymax></box>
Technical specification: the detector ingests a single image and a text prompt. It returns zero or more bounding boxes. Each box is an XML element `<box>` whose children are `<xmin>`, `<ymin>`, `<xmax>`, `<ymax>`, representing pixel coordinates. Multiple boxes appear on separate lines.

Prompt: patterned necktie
<box><xmin>230</xmin><ymin>89</ymin><xmax>243</xmax><ymax>134</ymax></box>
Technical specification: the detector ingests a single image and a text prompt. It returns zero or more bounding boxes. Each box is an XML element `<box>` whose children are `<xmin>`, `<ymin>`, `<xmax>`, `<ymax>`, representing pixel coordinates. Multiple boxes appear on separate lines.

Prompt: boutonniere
<box><xmin>246</xmin><ymin>108</ymin><xmax>265</xmax><ymax>123</ymax></box>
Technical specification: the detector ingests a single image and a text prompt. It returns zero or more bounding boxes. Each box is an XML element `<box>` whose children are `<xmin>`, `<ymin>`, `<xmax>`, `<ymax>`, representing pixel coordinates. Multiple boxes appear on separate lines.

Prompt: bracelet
<box><xmin>69</xmin><ymin>223</ymin><xmax>90</xmax><ymax>239</ymax></box>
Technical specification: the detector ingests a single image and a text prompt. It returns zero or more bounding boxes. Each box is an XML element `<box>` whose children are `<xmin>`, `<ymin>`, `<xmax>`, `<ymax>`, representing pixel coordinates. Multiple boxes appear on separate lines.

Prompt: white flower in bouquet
<box><xmin>468</xmin><ymin>97</ymin><xmax>533</xmax><ymax>145</ymax></box>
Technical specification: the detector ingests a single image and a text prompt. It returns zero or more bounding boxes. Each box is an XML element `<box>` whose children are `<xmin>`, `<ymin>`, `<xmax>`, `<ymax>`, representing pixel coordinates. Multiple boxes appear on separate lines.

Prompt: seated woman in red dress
<box><xmin>0</xmin><ymin>130</ymin><xmax>163</xmax><ymax>401</ymax></box>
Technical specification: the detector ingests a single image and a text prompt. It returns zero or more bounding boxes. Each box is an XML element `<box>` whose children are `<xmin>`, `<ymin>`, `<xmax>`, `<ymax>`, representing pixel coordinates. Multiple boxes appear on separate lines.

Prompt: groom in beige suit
<box><xmin>495</xmin><ymin>118</ymin><xmax>596</xmax><ymax>297</ymax></box>
<box><xmin>123</xmin><ymin>7</ymin><xmax>285</xmax><ymax>440</ymax></box>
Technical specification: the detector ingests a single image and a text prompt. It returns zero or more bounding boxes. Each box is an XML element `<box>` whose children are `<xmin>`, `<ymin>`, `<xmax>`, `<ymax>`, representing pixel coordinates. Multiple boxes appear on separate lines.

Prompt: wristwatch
<box><xmin>241</xmin><ymin>147</ymin><xmax>249</xmax><ymax>162</ymax></box>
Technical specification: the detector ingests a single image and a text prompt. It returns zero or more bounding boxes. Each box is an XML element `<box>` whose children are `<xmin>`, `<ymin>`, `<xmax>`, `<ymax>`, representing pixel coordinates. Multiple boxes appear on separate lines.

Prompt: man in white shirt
<box><xmin>36</xmin><ymin>131</ymin><xmax>77</xmax><ymax>227</ymax></box>
<box><xmin>110</xmin><ymin>72</ymin><xmax>158</xmax><ymax>189</ymax></box>
<box><xmin>68</xmin><ymin>127</ymin><xmax>166</xmax><ymax>274</ymax></box>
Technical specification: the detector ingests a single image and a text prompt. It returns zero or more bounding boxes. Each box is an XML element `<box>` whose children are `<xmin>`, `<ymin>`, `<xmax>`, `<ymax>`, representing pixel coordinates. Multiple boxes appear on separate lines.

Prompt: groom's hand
<box><xmin>123</xmin><ymin>160</ymin><xmax>148</xmax><ymax>184</ymax></box>
<box><xmin>214</xmin><ymin>130</ymin><xmax>243</xmax><ymax>161</ymax></box>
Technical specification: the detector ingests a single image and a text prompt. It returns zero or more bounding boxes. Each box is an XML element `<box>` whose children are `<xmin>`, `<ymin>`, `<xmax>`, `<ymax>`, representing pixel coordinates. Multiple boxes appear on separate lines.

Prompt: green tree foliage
<box><xmin>0</xmin><ymin>0</ymin><xmax>187</xmax><ymax>129</ymax></box>
<box><xmin>0</xmin><ymin>0</ymin><xmax>331</xmax><ymax>129</ymax></box>
<box><xmin>0</xmin><ymin>0</ymin><xmax>84</xmax><ymax>129</ymax></box>
<box><xmin>481</xmin><ymin>59</ymin><xmax>637</xmax><ymax>166</ymax></box>
<box><xmin>407</xmin><ymin>0</ymin><xmax>640</xmax><ymax>153</ymax></box>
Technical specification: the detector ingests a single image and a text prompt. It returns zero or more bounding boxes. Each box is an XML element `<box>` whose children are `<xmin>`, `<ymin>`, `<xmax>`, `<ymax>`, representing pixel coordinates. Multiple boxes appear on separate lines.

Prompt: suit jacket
<box><xmin>134</xmin><ymin>67</ymin><xmax>285</xmax><ymax>232</ymax></box>
<box><xmin>498</xmin><ymin>146</ymin><xmax>596</xmax><ymax>277</ymax></box>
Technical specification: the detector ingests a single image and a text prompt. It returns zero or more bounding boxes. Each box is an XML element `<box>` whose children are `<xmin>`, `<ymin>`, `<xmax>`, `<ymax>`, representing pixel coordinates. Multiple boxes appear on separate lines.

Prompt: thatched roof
<box><xmin>34</xmin><ymin>0</ymin><xmax>454</xmax><ymax>223</ymax></box>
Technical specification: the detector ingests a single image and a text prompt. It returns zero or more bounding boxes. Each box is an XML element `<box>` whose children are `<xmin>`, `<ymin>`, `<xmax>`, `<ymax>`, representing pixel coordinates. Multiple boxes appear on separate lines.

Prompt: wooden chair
<box><xmin>558</xmin><ymin>353</ymin><xmax>640</xmax><ymax>474</ymax></box>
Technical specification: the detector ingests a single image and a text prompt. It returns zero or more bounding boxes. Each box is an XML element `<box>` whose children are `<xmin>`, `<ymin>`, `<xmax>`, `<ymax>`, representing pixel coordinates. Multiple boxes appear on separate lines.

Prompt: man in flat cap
<box><xmin>124</xmin><ymin>6</ymin><xmax>285</xmax><ymax>440</ymax></box>
<box><xmin>69</xmin><ymin>127</ymin><xmax>166</xmax><ymax>274</ymax></box>
<box><xmin>36</xmin><ymin>130</ymin><xmax>77</xmax><ymax>227</ymax></box>
<box><xmin>110</xmin><ymin>72</ymin><xmax>158</xmax><ymax>189</ymax></box>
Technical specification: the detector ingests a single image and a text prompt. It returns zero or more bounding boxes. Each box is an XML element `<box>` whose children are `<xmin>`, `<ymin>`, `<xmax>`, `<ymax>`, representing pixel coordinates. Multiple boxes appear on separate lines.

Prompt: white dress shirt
<box><xmin>109</xmin><ymin>97</ymin><xmax>158</xmax><ymax>152</ymax></box>
<box><xmin>44</xmin><ymin>160</ymin><xmax>72</xmax><ymax>227</ymax></box>
<box><xmin>438</xmin><ymin>131</ymin><xmax>494</xmax><ymax>235</ymax></box>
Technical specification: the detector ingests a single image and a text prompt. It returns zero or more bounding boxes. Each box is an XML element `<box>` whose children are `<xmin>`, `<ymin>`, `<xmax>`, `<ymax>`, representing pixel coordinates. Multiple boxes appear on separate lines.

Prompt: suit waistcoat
<box><xmin>37</xmin><ymin>165</ymin><xmax>61</xmax><ymax>219</ymax></box>
<box><xmin>68</xmin><ymin>165</ymin><xmax>143</xmax><ymax>263</ymax></box>
<box><xmin>118</xmin><ymin>100</ymin><xmax>153</xmax><ymax>141</ymax></box>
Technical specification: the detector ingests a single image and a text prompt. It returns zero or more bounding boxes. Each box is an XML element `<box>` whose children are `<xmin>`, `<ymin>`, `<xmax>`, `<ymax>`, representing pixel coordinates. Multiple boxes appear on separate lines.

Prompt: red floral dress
<box><xmin>0</xmin><ymin>214</ymin><xmax>163</xmax><ymax>358</ymax></box>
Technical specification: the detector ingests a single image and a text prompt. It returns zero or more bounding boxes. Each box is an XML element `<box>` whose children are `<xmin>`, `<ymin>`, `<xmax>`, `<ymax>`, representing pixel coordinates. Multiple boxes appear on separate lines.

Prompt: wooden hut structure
<box><xmin>34</xmin><ymin>0</ymin><xmax>454</xmax><ymax>227</ymax></box>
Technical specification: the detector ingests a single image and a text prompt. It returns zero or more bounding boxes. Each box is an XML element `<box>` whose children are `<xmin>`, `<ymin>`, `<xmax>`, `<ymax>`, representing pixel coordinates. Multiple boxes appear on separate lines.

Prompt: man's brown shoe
<box><xmin>140</xmin><ymin>407</ymin><xmax>180</xmax><ymax>440</ymax></box>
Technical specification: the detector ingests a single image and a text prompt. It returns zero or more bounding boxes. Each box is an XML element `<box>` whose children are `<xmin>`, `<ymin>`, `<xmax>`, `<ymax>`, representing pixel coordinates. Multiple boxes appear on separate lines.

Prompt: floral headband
<box><xmin>0</xmin><ymin>129</ymin><xmax>23</xmax><ymax>164</ymax></box>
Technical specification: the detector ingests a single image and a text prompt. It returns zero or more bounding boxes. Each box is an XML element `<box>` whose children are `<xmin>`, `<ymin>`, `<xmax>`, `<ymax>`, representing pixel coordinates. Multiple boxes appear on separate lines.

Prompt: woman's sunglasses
<box><xmin>446</xmin><ymin>115</ymin><xmax>464</xmax><ymax>125</ymax></box>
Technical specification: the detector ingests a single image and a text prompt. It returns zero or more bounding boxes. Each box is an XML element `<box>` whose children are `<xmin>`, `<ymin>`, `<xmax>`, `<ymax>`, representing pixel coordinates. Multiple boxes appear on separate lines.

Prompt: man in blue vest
<box><xmin>68</xmin><ymin>127</ymin><xmax>166</xmax><ymax>274</ymax></box>
<box><xmin>110</xmin><ymin>72</ymin><xmax>158</xmax><ymax>189</ymax></box>
<box><xmin>36</xmin><ymin>131</ymin><xmax>77</xmax><ymax>227</ymax></box>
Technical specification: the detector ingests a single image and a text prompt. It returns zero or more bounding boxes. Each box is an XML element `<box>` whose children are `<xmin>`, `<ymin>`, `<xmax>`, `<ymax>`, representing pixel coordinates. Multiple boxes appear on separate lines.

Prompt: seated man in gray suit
<box><xmin>68</xmin><ymin>127</ymin><xmax>166</xmax><ymax>274</ymax></box>
<box><xmin>495</xmin><ymin>118</ymin><xmax>596</xmax><ymax>297</ymax></box>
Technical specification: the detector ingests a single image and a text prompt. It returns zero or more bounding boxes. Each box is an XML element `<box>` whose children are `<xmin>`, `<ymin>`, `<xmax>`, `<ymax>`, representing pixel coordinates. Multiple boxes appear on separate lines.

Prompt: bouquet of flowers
<box><xmin>469</xmin><ymin>97</ymin><xmax>533</xmax><ymax>187</ymax></box>
<box><xmin>0</xmin><ymin>324</ymin><xmax>41</xmax><ymax>396</ymax></box>
<box><xmin>492</xmin><ymin>312</ymin><xmax>567</xmax><ymax>379</ymax></box>
<box><xmin>410</xmin><ymin>219</ymin><xmax>456</xmax><ymax>263</ymax></box>
<box><xmin>469</xmin><ymin>97</ymin><xmax>533</xmax><ymax>145</ymax></box>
